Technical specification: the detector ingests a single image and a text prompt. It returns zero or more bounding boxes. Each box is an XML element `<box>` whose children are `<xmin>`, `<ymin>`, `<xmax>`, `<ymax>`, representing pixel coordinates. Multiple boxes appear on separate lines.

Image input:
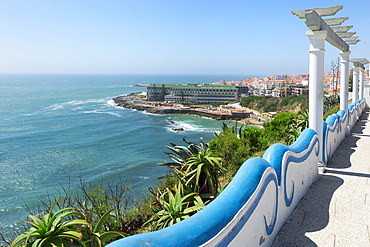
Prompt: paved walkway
<box><xmin>272</xmin><ymin>109</ymin><xmax>370</xmax><ymax>247</ymax></box>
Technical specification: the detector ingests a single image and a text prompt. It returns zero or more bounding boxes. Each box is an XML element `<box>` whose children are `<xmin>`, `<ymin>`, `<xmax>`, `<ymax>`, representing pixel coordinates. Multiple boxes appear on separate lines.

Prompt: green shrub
<box><xmin>323</xmin><ymin>104</ymin><xmax>340</xmax><ymax>120</ymax></box>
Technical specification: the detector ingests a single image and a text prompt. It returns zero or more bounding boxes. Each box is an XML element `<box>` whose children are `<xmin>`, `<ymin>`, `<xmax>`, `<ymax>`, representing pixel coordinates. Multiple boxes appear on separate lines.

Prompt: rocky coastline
<box><xmin>113</xmin><ymin>93</ymin><xmax>269</xmax><ymax>124</ymax></box>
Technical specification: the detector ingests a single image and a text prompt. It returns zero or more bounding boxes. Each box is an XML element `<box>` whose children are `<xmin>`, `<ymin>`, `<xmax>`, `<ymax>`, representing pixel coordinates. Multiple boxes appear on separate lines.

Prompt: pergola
<box><xmin>351</xmin><ymin>58</ymin><xmax>369</xmax><ymax>103</ymax></box>
<box><xmin>292</xmin><ymin>5</ymin><xmax>366</xmax><ymax>164</ymax></box>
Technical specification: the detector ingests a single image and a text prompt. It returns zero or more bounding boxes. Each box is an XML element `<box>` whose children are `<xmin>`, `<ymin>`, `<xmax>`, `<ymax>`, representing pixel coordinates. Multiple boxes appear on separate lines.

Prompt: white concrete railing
<box><xmin>323</xmin><ymin>99</ymin><xmax>366</xmax><ymax>164</ymax></box>
<box><xmin>106</xmin><ymin>99</ymin><xmax>366</xmax><ymax>247</ymax></box>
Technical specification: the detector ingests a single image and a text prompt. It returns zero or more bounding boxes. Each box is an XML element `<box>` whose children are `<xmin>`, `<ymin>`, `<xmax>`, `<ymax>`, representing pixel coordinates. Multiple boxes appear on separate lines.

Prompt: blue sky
<box><xmin>1</xmin><ymin>1</ymin><xmax>369</xmax><ymax>76</ymax></box>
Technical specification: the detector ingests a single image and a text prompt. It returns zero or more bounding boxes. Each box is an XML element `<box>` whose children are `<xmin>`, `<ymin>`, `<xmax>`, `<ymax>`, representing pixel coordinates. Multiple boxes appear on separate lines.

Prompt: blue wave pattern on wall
<box><xmin>263</xmin><ymin>129</ymin><xmax>319</xmax><ymax>207</ymax></box>
<box><xmin>324</xmin><ymin>99</ymin><xmax>366</xmax><ymax>164</ymax></box>
<box><xmin>214</xmin><ymin>165</ymin><xmax>279</xmax><ymax>246</ymax></box>
<box><xmin>106</xmin><ymin>99</ymin><xmax>365</xmax><ymax>247</ymax></box>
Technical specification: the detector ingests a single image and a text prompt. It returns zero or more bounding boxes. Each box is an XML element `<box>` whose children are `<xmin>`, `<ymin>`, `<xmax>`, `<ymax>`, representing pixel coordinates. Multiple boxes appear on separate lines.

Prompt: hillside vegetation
<box><xmin>240</xmin><ymin>95</ymin><xmax>308</xmax><ymax>113</ymax></box>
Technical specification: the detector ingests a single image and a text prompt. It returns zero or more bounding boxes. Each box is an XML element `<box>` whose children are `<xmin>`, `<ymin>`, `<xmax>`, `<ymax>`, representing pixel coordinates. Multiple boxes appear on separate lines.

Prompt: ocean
<box><xmin>0</xmin><ymin>74</ymin><xmax>251</xmax><ymax>241</ymax></box>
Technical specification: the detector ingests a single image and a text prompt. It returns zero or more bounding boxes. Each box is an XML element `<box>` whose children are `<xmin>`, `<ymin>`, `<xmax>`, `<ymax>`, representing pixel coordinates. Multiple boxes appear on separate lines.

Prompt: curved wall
<box><xmin>107</xmin><ymin>99</ymin><xmax>365</xmax><ymax>247</ymax></box>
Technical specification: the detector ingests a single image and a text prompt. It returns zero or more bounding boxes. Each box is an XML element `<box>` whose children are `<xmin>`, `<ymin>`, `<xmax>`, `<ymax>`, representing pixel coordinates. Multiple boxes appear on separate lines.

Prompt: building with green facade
<box><xmin>147</xmin><ymin>84</ymin><xmax>238</xmax><ymax>104</ymax></box>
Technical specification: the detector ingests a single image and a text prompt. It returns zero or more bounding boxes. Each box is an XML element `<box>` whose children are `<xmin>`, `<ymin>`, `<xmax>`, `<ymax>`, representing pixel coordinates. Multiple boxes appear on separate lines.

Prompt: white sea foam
<box><xmin>107</xmin><ymin>99</ymin><xmax>116</xmax><ymax>107</ymax></box>
<box><xmin>197</xmin><ymin>116</ymin><xmax>214</xmax><ymax>120</ymax></box>
<box><xmin>82</xmin><ymin>110</ymin><xmax>121</xmax><ymax>117</ymax></box>
<box><xmin>46</xmin><ymin>99</ymin><xmax>106</xmax><ymax>111</ymax></box>
<box><xmin>106</xmin><ymin>112</ymin><xmax>122</xmax><ymax>117</ymax></box>
<box><xmin>22</xmin><ymin>112</ymin><xmax>38</xmax><ymax>117</ymax></box>
<box><xmin>4</xmin><ymin>112</ymin><xmax>39</xmax><ymax>121</ymax></box>
<box><xmin>107</xmin><ymin>85</ymin><xmax>131</xmax><ymax>88</ymax></box>
<box><xmin>166</xmin><ymin>118</ymin><xmax>219</xmax><ymax>133</ymax></box>
<box><xmin>107</xmin><ymin>99</ymin><xmax>131</xmax><ymax>110</ymax></box>
<box><xmin>0</xmin><ymin>126</ymin><xmax>33</xmax><ymax>132</ymax></box>
<box><xmin>142</xmin><ymin>110</ymin><xmax>164</xmax><ymax>116</ymax></box>
<box><xmin>166</xmin><ymin>120</ymin><xmax>203</xmax><ymax>132</ymax></box>
<box><xmin>72</xmin><ymin>106</ymin><xmax>84</xmax><ymax>111</ymax></box>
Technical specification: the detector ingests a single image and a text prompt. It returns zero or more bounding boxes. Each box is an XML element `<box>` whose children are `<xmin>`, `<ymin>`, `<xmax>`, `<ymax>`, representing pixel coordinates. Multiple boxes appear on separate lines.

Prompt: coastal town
<box><xmin>113</xmin><ymin>71</ymin><xmax>370</xmax><ymax>127</ymax></box>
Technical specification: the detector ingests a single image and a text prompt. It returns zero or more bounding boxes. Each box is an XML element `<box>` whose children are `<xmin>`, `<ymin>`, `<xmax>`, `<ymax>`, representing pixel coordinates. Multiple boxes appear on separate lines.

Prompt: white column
<box><xmin>359</xmin><ymin>66</ymin><xmax>364</xmax><ymax>100</ymax></box>
<box><xmin>352</xmin><ymin>63</ymin><xmax>360</xmax><ymax>104</ymax></box>
<box><xmin>339</xmin><ymin>51</ymin><xmax>351</xmax><ymax>113</ymax></box>
<box><xmin>307</xmin><ymin>30</ymin><xmax>327</xmax><ymax>164</ymax></box>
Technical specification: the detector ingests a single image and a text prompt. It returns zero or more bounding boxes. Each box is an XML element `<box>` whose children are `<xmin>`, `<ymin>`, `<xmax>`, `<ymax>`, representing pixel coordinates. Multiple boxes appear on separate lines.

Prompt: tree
<box><xmin>241</xmin><ymin>126</ymin><xmax>269</xmax><ymax>153</ymax></box>
<box><xmin>348</xmin><ymin>70</ymin><xmax>353</xmax><ymax>92</ymax></box>
<box><xmin>262</xmin><ymin>112</ymin><xmax>299</xmax><ymax>144</ymax></box>
<box><xmin>330</xmin><ymin>57</ymin><xmax>340</xmax><ymax>96</ymax></box>
<box><xmin>209</xmin><ymin>124</ymin><xmax>263</xmax><ymax>179</ymax></box>
<box><xmin>160</xmin><ymin>84</ymin><xmax>166</xmax><ymax>101</ymax></box>
<box><xmin>152</xmin><ymin>84</ymin><xmax>158</xmax><ymax>101</ymax></box>
<box><xmin>180</xmin><ymin>90</ymin><xmax>184</xmax><ymax>102</ymax></box>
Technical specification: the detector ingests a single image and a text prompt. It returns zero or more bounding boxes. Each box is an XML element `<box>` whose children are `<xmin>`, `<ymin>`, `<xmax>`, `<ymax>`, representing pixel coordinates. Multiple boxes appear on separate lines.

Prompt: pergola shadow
<box><xmin>327</xmin><ymin>110</ymin><xmax>368</xmax><ymax>169</ymax></box>
<box><xmin>272</xmin><ymin>175</ymin><xmax>343</xmax><ymax>247</ymax></box>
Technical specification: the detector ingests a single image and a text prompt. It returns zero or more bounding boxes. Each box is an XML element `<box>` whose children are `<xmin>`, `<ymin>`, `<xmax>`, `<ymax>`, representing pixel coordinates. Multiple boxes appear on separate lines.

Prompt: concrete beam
<box><xmin>324</xmin><ymin>17</ymin><xmax>349</xmax><ymax>26</ymax></box>
<box><xmin>331</xmin><ymin>25</ymin><xmax>353</xmax><ymax>32</ymax></box>
<box><xmin>346</xmin><ymin>40</ymin><xmax>360</xmax><ymax>45</ymax></box>
<box><xmin>351</xmin><ymin>58</ymin><xmax>369</xmax><ymax>66</ymax></box>
<box><xmin>292</xmin><ymin>5</ymin><xmax>343</xmax><ymax>19</ymax></box>
<box><xmin>337</xmin><ymin>32</ymin><xmax>356</xmax><ymax>38</ymax></box>
<box><xmin>342</xmin><ymin>36</ymin><xmax>359</xmax><ymax>42</ymax></box>
<box><xmin>304</xmin><ymin>10</ymin><xmax>349</xmax><ymax>51</ymax></box>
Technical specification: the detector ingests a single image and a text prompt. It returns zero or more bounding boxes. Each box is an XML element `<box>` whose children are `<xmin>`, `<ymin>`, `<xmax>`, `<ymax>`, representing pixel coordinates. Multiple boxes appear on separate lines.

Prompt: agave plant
<box><xmin>81</xmin><ymin>209</ymin><xmax>127</xmax><ymax>247</ymax></box>
<box><xmin>286</xmin><ymin>125</ymin><xmax>302</xmax><ymax>145</ymax></box>
<box><xmin>296</xmin><ymin>110</ymin><xmax>309</xmax><ymax>130</ymax></box>
<box><xmin>159</xmin><ymin>138</ymin><xmax>207</xmax><ymax>168</ymax></box>
<box><xmin>11</xmin><ymin>202</ymin><xmax>87</xmax><ymax>247</ymax></box>
<box><xmin>324</xmin><ymin>94</ymin><xmax>339</xmax><ymax>114</ymax></box>
<box><xmin>284</xmin><ymin>110</ymin><xmax>307</xmax><ymax>145</ymax></box>
<box><xmin>183</xmin><ymin>149</ymin><xmax>224</xmax><ymax>197</ymax></box>
<box><xmin>159</xmin><ymin>137</ymin><xmax>224</xmax><ymax>197</ymax></box>
<box><xmin>144</xmin><ymin>185</ymin><xmax>206</xmax><ymax>231</ymax></box>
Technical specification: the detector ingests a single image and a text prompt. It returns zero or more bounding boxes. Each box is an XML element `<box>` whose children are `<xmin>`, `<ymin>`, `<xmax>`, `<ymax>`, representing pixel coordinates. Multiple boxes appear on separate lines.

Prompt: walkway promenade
<box><xmin>272</xmin><ymin>109</ymin><xmax>370</xmax><ymax>246</ymax></box>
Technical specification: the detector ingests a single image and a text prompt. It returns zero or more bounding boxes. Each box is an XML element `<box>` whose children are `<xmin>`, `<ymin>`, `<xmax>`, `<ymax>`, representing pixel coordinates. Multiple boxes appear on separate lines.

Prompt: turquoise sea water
<box><xmin>0</xmin><ymin>74</ymin><xmax>251</xmax><ymax>241</ymax></box>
